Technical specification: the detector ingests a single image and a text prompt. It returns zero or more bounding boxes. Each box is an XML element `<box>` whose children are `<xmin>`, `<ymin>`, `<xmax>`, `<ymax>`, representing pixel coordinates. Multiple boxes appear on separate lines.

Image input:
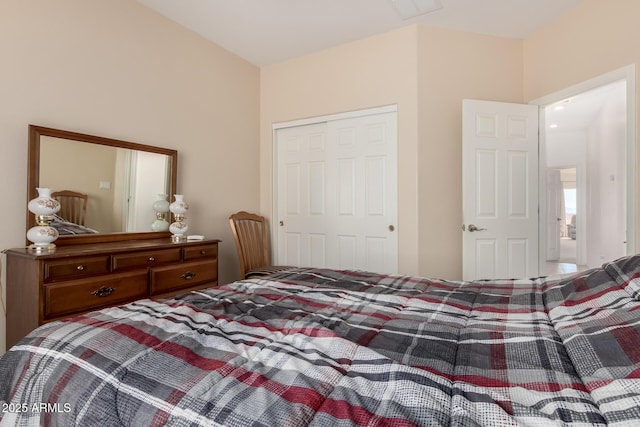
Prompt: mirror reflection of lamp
<box><xmin>26</xmin><ymin>187</ymin><xmax>60</xmax><ymax>251</ymax></box>
<box><xmin>169</xmin><ymin>194</ymin><xmax>188</xmax><ymax>242</ymax></box>
<box><xmin>151</xmin><ymin>194</ymin><xmax>170</xmax><ymax>232</ymax></box>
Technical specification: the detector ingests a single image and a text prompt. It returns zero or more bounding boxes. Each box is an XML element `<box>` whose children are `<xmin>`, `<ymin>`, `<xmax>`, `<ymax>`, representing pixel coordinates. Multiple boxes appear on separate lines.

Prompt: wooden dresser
<box><xmin>4</xmin><ymin>238</ymin><xmax>220</xmax><ymax>348</ymax></box>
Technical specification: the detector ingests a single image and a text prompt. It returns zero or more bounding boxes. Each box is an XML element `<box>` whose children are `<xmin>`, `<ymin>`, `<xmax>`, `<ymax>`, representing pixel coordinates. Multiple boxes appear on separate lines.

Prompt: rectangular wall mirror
<box><xmin>27</xmin><ymin>125</ymin><xmax>178</xmax><ymax>245</ymax></box>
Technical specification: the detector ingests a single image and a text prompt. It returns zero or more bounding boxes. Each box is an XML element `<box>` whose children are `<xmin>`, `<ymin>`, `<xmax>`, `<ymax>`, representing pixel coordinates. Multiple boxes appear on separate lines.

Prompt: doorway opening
<box><xmin>545</xmin><ymin>167</ymin><xmax>582</xmax><ymax>275</ymax></box>
<box><xmin>541</xmin><ymin>78</ymin><xmax>629</xmax><ymax>275</ymax></box>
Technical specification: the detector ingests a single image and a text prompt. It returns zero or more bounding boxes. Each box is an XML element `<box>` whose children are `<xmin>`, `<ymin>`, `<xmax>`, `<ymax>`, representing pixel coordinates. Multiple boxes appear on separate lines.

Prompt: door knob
<box><xmin>467</xmin><ymin>224</ymin><xmax>487</xmax><ymax>232</ymax></box>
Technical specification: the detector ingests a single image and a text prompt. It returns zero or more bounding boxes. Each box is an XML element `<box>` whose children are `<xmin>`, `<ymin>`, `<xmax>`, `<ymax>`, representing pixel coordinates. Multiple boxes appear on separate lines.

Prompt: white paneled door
<box><xmin>275</xmin><ymin>110</ymin><xmax>398</xmax><ymax>274</ymax></box>
<box><xmin>462</xmin><ymin>100</ymin><xmax>539</xmax><ymax>280</ymax></box>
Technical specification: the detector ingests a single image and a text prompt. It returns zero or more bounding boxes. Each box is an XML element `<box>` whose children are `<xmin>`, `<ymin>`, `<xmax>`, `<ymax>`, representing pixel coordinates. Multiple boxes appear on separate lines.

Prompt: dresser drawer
<box><xmin>44</xmin><ymin>271</ymin><xmax>148</xmax><ymax>319</ymax></box>
<box><xmin>150</xmin><ymin>259</ymin><xmax>218</xmax><ymax>295</ymax></box>
<box><xmin>112</xmin><ymin>248</ymin><xmax>182</xmax><ymax>271</ymax></box>
<box><xmin>44</xmin><ymin>256</ymin><xmax>110</xmax><ymax>282</ymax></box>
<box><xmin>183</xmin><ymin>244</ymin><xmax>218</xmax><ymax>261</ymax></box>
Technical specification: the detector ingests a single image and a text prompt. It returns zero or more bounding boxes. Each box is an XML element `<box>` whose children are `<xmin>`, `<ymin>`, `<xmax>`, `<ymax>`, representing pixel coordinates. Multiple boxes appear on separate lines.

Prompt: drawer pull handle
<box><xmin>200</xmin><ymin>250</ymin><xmax>206</xmax><ymax>255</ymax></box>
<box><xmin>181</xmin><ymin>271</ymin><xmax>196</xmax><ymax>280</ymax></box>
<box><xmin>148</xmin><ymin>257</ymin><xmax>156</xmax><ymax>262</ymax></box>
<box><xmin>91</xmin><ymin>286</ymin><xmax>115</xmax><ymax>297</ymax></box>
<box><xmin>77</xmin><ymin>265</ymin><xmax>85</xmax><ymax>271</ymax></box>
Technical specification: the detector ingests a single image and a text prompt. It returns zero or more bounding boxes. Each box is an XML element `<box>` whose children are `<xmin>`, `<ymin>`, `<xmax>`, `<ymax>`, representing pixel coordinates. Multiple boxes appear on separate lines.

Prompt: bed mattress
<box><xmin>2</xmin><ymin>258</ymin><xmax>640</xmax><ymax>426</ymax></box>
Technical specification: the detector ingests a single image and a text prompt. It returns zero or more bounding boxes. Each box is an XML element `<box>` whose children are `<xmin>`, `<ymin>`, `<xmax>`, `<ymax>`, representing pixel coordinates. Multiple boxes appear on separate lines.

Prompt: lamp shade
<box><xmin>169</xmin><ymin>194</ymin><xmax>188</xmax><ymax>215</ymax></box>
<box><xmin>27</xmin><ymin>188</ymin><xmax>60</xmax><ymax>216</ymax></box>
<box><xmin>152</xmin><ymin>194</ymin><xmax>170</xmax><ymax>214</ymax></box>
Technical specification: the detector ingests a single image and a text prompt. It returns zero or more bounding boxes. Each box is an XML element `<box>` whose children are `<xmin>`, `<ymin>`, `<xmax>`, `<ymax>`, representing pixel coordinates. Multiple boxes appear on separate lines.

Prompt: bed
<box><xmin>50</xmin><ymin>214</ymin><xmax>99</xmax><ymax>236</ymax></box>
<box><xmin>2</xmin><ymin>256</ymin><xmax>640</xmax><ymax>426</ymax></box>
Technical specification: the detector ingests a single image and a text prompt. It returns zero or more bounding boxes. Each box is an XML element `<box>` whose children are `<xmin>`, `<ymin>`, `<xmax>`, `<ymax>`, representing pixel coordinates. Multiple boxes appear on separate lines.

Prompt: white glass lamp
<box><xmin>169</xmin><ymin>194</ymin><xmax>189</xmax><ymax>242</ymax></box>
<box><xmin>26</xmin><ymin>187</ymin><xmax>61</xmax><ymax>251</ymax></box>
<box><xmin>151</xmin><ymin>194</ymin><xmax>170</xmax><ymax>232</ymax></box>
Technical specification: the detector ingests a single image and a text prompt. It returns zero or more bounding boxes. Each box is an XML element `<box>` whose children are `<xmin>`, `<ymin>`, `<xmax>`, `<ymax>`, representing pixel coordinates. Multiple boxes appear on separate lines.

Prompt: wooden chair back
<box><xmin>229</xmin><ymin>211</ymin><xmax>270</xmax><ymax>279</ymax></box>
<box><xmin>52</xmin><ymin>190</ymin><xmax>88</xmax><ymax>226</ymax></box>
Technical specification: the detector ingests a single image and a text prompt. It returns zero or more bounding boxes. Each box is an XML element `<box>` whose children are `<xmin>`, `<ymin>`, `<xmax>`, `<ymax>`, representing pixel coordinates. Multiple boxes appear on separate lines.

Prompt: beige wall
<box><xmin>524</xmin><ymin>0</ymin><xmax>640</xmax><ymax>101</ymax></box>
<box><xmin>524</xmin><ymin>0</ymin><xmax>640</xmax><ymax>248</ymax></box>
<box><xmin>0</xmin><ymin>0</ymin><xmax>260</xmax><ymax>354</ymax></box>
<box><xmin>416</xmin><ymin>26</ymin><xmax>524</xmax><ymax>279</ymax></box>
<box><xmin>260</xmin><ymin>25</ymin><xmax>523</xmax><ymax>279</ymax></box>
<box><xmin>260</xmin><ymin>26</ymin><xmax>421</xmax><ymax>275</ymax></box>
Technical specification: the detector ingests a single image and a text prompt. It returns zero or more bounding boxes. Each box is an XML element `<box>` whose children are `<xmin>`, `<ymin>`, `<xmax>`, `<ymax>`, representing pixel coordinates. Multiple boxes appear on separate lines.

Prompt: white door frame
<box><xmin>531</xmin><ymin>64</ymin><xmax>637</xmax><ymax>269</ymax></box>
<box><xmin>272</xmin><ymin>104</ymin><xmax>398</xmax><ymax>267</ymax></box>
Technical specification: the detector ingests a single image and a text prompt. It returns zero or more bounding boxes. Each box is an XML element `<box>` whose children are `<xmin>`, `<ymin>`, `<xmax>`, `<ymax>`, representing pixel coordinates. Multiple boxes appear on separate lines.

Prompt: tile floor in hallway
<box><xmin>544</xmin><ymin>237</ymin><xmax>589</xmax><ymax>276</ymax></box>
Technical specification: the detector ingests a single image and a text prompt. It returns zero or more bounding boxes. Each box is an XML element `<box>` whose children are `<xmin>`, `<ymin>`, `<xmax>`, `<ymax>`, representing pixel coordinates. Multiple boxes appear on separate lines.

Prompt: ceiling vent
<box><xmin>390</xmin><ymin>0</ymin><xmax>443</xmax><ymax>20</ymax></box>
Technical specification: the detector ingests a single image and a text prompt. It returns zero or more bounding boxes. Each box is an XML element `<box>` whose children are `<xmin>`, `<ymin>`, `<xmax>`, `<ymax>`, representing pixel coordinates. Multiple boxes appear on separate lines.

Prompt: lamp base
<box><xmin>171</xmin><ymin>234</ymin><xmax>187</xmax><ymax>243</ymax></box>
<box><xmin>28</xmin><ymin>243</ymin><xmax>56</xmax><ymax>253</ymax></box>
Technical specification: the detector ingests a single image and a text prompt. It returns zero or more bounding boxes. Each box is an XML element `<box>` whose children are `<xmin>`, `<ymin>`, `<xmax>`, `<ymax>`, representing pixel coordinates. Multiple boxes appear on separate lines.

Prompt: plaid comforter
<box><xmin>2</xmin><ymin>258</ymin><xmax>640</xmax><ymax>426</ymax></box>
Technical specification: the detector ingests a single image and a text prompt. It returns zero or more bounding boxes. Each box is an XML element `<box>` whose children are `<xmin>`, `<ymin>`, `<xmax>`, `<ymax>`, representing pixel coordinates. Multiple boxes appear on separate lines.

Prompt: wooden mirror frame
<box><xmin>27</xmin><ymin>125</ymin><xmax>178</xmax><ymax>245</ymax></box>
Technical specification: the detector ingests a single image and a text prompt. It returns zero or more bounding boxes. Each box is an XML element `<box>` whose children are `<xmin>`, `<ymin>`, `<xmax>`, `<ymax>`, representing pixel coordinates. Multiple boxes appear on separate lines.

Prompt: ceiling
<box><xmin>135</xmin><ymin>0</ymin><xmax>618</xmax><ymax>135</ymax></box>
<box><xmin>135</xmin><ymin>0</ymin><xmax>586</xmax><ymax>67</ymax></box>
<box><xmin>545</xmin><ymin>80</ymin><xmax>627</xmax><ymax>134</ymax></box>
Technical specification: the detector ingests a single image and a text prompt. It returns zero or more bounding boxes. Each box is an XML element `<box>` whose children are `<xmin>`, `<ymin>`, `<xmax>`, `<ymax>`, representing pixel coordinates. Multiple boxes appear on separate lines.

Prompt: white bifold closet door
<box><xmin>275</xmin><ymin>111</ymin><xmax>398</xmax><ymax>274</ymax></box>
